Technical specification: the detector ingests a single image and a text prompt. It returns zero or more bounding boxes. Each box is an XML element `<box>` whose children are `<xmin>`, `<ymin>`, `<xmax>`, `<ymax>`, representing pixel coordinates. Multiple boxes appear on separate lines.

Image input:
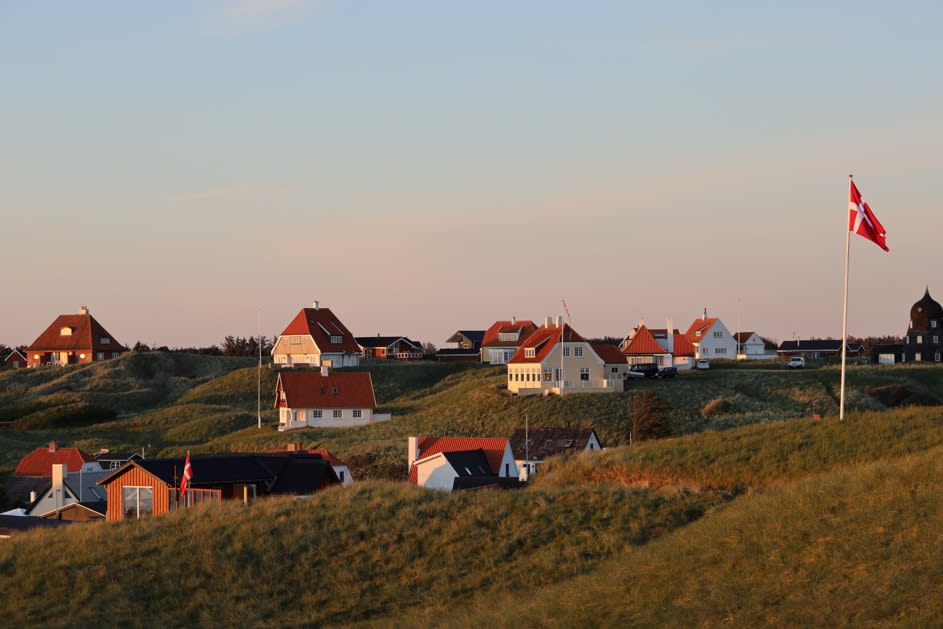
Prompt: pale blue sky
<box><xmin>2</xmin><ymin>1</ymin><xmax>940</xmax><ymax>348</ymax></box>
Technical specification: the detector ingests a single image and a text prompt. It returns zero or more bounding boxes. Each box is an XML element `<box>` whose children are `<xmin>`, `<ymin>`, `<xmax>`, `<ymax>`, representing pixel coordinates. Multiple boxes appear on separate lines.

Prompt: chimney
<box><xmin>80</xmin><ymin>306</ymin><xmax>89</xmax><ymax>315</ymax></box>
<box><xmin>313</xmin><ymin>300</ymin><xmax>320</xmax><ymax>310</ymax></box>
<box><xmin>702</xmin><ymin>307</ymin><xmax>707</xmax><ymax>321</ymax></box>
<box><xmin>52</xmin><ymin>464</ymin><xmax>66</xmax><ymax>510</ymax></box>
<box><xmin>512</xmin><ymin>316</ymin><xmax>516</xmax><ymax>324</ymax></box>
<box><xmin>545</xmin><ymin>316</ymin><xmax>552</xmax><ymax>328</ymax></box>
<box><xmin>407</xmin><ymin>436</ymin><xmax>419</xmax><ymax>467</ymax></box>
<box><xmin>556</xmin><ymin>315</ymin><xmax>563</xmax><ymax>327</ymax></box>
<box><xmin>666</xmin><ymin>318</ymin><xmax>674</xmax><ymax>353</ymax></box>
<box><xmin>29</xmin><ymin>490</ymin><xmax>37</xmax><ymax>503</ymax></box>
<box><xmin>48</xmin><ymin>441</ymin><xmax>57</xmax><ymax>453</ymax></box>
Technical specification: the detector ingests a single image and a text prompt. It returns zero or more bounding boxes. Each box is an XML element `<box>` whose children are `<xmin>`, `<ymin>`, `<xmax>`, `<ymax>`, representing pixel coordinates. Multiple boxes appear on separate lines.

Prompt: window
<box><xmin>936</xmin><ymin>352</ymin><xmax>941</xmax><ymax>362</ymax></box>
<box><xmin>934</xmin><ymin>336</ymin><xmax>940</xmax><ymax>344</ymax></box>
<box><xmin>563</xmin><ymin>346</ymin><xmax>570</xmax><ymax>358</ymax></box>
<box><xmin>574</xmin><ymin>346</ymin><xmax>583</xmax><ymax>358</ymax></box>
<box><xmin>96</xmin><ymin>352</ymin><xmax>104</xmax><ymax>360</ymax></box>
<box><xmin>933</xmin><ymin>320</ymin><xmax>938</xmax><ymax>328</ymax></box>
<box><xmin>543</xmin><ymin>371</ymin><xmax>552</xmax><ymax>381</ymax></box>
<box><xmin>100</xmin><ymin>337</ymin><xmax>111</xmax><ymax>344</ymax></box>
<box><xmin>716</xmin><ymin>347</ymin><xmax>727</xmax><ymax>354</ymax></box>
<box><xmin>713</xmin><ymin>331</ymin><xmax>722</xmax><ymax>338</ymax></box>
<box><xmin>915</xmin><ymin>353</ymin><xmax>922</xmax><ymax>362</ymax></box>
<box><xmin>338</xmin><ymin>471</ymin><xmax>345</xmax><ymax>482</ymax></box>
<box><xmin>312</xmin><ymin>410</ymin><xmax>322</xmax><ymax>419</ymax></box>
<box><xmin>60</xmin><ymin>327</ymin><xmax>72</xmax><ymax>336</ymax></box>
<box><xmin>330</xmin><ymin>335</ymin><xmax>343</xmax><ymax>344</ymax></box>
<box><xmin>290</xmin><ymin>335</ymin><xmax>301</xmax><ymax>344</ymax></box>
<box><xmin>580</xmin><ymin>367</ymin><xmax>590</xmax><ymax>381</ymax></box>
<box><xmin>333</xmin><ymin>409</ymin><xmax>343</xmax><ymax>419</ymax></box>
<box><xmin>525</xmin><ymin>348</ymin><xmax>535</xmax><ymax>358</ymax></box>
<box><xmin>123</xmin><ymin>487</ymin><xmax>153</xmax><ymax>519</ymax></box>
<box><xmin>917</xmin><ymin>335</ymin><xmax>923</xmax><ymax>344</ymax></box>
<box><xmin>353</xmin><ymin>409</ymin><xmax>362</xmax><ymax>419</ymax></box>
<box><xmin>498</xmin><ymin>332</ymin><xmax>518</xmax><ymax>342</ymax></box>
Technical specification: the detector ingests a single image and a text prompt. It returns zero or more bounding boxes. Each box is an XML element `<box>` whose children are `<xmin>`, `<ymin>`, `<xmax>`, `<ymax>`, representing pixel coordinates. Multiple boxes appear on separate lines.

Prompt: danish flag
<box><xmin>180</xmin><ymin>451</ymin><xmax>192</xmax><ymax>498</ymax></box>
<box><xmin>848</xmin><ymin>178</ymin><xmax>889</xmax><ymax>252</ymax></box>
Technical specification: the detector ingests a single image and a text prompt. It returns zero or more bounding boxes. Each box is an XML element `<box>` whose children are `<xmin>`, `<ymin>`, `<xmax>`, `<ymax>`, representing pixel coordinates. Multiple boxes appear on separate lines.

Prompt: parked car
<box><xmin>787</xmin><ymin>356</ymin><xmax>806</xmax><ymax>369</ymax></box>
<box><xmin>696</xmin><ymin>359</ymin><xmax>710</xmax><ymax>370</ymax></box>
<box><xmin>656</xmin><ymin>367</ymin><xmax>678</xmax><ymax>379</ymax></box>
<box><xmin>628</xmin><ymin>363</ymin><xmax>659</xmax><ymax>379</ymax></box>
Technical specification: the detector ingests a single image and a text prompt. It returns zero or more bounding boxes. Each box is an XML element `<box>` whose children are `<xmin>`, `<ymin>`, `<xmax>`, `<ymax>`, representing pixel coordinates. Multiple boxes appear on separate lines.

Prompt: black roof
<box><xmin>3</xmin><ymin>476</ymin><xmax>51</xmax><ymax>505</ymax></box>
<box><xmin>448</xmin><ymin>330</ymin><xmax>485</xmax><ymax>343</ymax></box>
<box><xmin>452</xmin><ymin>477</ymin><xmax>526</xmax><ymax>492</ymax></box>
<box><xmin>435</xmin><ymin>348</ymin><xmax>480</xmax><ymax>356</ymax></box>
<box><xmin>355</xmin><ymin>336</ymin><xmax>422</xmax><ymax>349</ymax></box>
<box><xmin>778</xmin><ymin>340</ymin><xmax>864</xmax><ymax>352</ymax></box>
<box><xmin>98</xmin><ymin>453</ymin><xmax>339</xmax><ymax>494</ymax></box>
<box><xmin>93</xmin><ymin>451</ymin><xmax>143</xmax><ymax>463</ymax></box>
<box><xmin>441</xmin><ymin>450</ymin><xmax>493</xmax><ymax>477</ymax></box>
<box><xmin>509</xmin><ymin>427</ymin><xmax>599</xmax><ymax>461</ymax></box>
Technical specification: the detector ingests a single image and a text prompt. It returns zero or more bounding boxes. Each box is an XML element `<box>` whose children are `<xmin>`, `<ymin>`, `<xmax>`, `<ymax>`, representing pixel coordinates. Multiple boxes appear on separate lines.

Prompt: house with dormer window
<box><xmin>506</xmin><ymin>317</ymin><xmax>624</xmax><ymax>395</ymax></box>
<box><xmin>480</xmin><ymin>318</ymin><xmax>538</xmax><ymax>364</ymax></box>
<box><xmin>271</xmin><ymin>302</ymin><xmax>361</xmax><ymax>368</ymax></box>
<box><xmin>685</xmin><ymin>310</ymin><xmax>737</xmax><ymax>361</ymax></box>
<box><xmin>25</xmin><ymin>306</ymin><xmax>127</xmax><ymax>367</ymax></box>
<box><xmin>620</xmin><ymin>320</ymin><xmax>696</xmax><ymax>369</ymax></box>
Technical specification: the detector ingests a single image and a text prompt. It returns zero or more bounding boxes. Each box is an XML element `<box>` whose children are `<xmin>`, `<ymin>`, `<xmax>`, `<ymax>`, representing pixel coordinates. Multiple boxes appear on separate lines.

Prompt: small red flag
<box><xmin>849</xmin><ymin>179</ymin><xmax>889</xmax><ymax>252</ymax></box>
<box><xmin>180</xmin><ymin>451</ymin><xmax>192</xmax><ymax>498</ymax></box>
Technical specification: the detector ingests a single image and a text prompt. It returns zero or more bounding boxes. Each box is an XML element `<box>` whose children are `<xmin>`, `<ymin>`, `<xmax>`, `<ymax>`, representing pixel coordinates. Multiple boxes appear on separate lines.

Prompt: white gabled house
<box><xmin>407</xmin><ymin>436</ymin><xmax>519</xmax><ymax>492</ymax></box>
<box><xmin>734</xmin><ymin>331</ymin><xmax>775</xmax><ymax>360</ymax></box>
<box><xmin>685</xmin><ymin>310</ymin><xmax>737</xmax><ymax>361</ymax></box>
<box><xmin>509</xmin><ymin>427</ymin><xmax>603</xmax><ymax>481</ymax></box>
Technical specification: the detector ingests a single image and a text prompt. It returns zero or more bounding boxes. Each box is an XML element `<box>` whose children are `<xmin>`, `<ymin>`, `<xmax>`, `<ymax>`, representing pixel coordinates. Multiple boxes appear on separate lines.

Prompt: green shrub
<box><xmin>14</xmin><ymin>403</ymin><xmax>117</xmax><ymax>429</ymax></box>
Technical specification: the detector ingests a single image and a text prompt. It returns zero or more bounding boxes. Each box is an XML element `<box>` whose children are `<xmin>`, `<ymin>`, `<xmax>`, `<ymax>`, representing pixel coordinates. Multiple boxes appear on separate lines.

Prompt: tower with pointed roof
<box><xmin>903</xmin><ymin>288</ymin><xmax>943</xmax><ymax>363</ymax></box>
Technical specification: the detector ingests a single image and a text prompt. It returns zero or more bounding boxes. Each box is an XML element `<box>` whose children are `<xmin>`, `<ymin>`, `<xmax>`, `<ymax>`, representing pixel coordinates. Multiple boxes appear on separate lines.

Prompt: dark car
<box><xmin>628</xmin><ymin>363</ymin><xmax>659</xmax><ymax>379</ymax></box>
<box><xmin>656</xmin><ymin>367</ymin><xmax>678</xmax><ymax>379</ymax></box>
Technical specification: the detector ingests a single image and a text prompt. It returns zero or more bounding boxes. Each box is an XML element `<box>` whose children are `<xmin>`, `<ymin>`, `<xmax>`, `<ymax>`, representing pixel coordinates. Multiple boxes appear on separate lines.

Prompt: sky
<box><xmin>2</xmin><ymin>1</ymin><xmax>941</xmax><ymax>349</ymax></box>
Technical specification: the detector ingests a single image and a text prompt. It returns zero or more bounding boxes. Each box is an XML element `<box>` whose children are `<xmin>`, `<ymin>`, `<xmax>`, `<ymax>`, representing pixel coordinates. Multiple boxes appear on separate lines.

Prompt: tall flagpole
<box><xmin>839</xmin><ymin>175</ymin><xmax>853</xmax><ymax>421</ymax></box>
<box><xmin>257</xmin><ymin>312</ymin><xmax>262</xmax><ymax>429</ymax></box>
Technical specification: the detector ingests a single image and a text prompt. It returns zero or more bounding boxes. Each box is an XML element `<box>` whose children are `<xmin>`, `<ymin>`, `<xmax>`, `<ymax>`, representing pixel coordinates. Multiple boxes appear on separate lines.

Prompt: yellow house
<box><xmin>506</xmin><ymin>318</ymin><xmax>625</xmax><ymax>396</ymax></box>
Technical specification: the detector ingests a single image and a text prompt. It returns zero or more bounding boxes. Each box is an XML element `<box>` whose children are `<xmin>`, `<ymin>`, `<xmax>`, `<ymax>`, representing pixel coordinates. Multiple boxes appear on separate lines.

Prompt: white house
<box><xmin>25</xmin><ymin>464</ymin><xmax>108</xmax><ymax>518</ymax></box>
<box><xmin>734</xmin><ymin>332</ymin><xmax>775</xmax><ymax>360</ymax></box>
<box><xmin>271</xmin><ymin>302</ymin><xmax>361</xmax><ymax>368</ymax></box>
<box><xmin>685</xmin><ymin>310</ymin><xmax>737</xmax><ymax>361</ymax></box>
<box><xmin>275</xmin><ymin>368</ymin><xmax>390</xmax><ymax>431</ymax></box>
<box><xmin>407</xmin><ymin>436</ymin><xmax>519</xmax><ymax>492</ymax></box>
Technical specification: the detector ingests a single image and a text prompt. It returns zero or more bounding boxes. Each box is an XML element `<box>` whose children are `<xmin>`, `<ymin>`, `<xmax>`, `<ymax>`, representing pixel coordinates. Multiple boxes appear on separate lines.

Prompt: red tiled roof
<box><xmin>685</xmin><ymin>317</ymin><xmax>718</xmax><ymax>341</ymax></box>
<box><xmin>591</xmin><ymin>342</ymin><xmax>627</xmax><ymax>364</ymax></box>
<box><xmin>278</xmin><ymin>307</ymin><xmax>361</xmax><ymax>354</ymax></box>
<box><xmin>14</xmin><ymin>443</ymin><xmax>94</xmax><ymax>476</ymax></box>
<box><xmin>621</xmin><ymin>325</ymin><xmax>669</xmax><ymax>355</ymax></box>
<box><xmin>508</xmin><ymin>323</ymin><xmax>585</xmax><ymax>364</ymax></box>
<box><xmin>672</xmin><ymin>333</ymin><xmax>696</xmax><ymax>356</ymax></box>
<box><xmin>276</xmin><ymin>371</ymin><xmax>377</xmax><ymax>409</ymax></box>
<box><xmin>409</xmin><ymin>436</ymin><xmax>509</xmax><ymax>482</ymax></box>
<box><xmin>734</xmin><ymin>332</ymin><xmax>756</xmax><ymax>343</ymax></box>
<box><xmin>27</xmin><ymin>311</ymin><xmax>126</xmax><ymax>353</ymax></box>
<box><xmin>481</xmin><ymin>320</ymin><xmax>538</xmax><ymax>348</ymax></box>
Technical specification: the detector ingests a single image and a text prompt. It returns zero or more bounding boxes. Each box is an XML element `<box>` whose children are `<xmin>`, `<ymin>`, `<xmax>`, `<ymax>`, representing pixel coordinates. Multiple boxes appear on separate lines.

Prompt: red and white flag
<box><xmin>180</xmin><ymin>451</ymin><xmax>192</xmax><ymax>498</ymax></box>
<box><xmin>849</xmin><ymin>179</ymin><xmax>889</xmax><ymax>252</ymax></box>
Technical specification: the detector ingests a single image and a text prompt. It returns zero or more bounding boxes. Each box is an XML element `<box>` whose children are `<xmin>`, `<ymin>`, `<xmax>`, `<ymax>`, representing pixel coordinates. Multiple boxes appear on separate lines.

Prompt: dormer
<box><xmin>60</xmin><ymin>326</ymin><xmax>74</xmax><ymax>336</ymax></box>
<box><xmin>498</xmin><ymin>331</ymin><xmax>519</xmax><ymax>342</ymax></box>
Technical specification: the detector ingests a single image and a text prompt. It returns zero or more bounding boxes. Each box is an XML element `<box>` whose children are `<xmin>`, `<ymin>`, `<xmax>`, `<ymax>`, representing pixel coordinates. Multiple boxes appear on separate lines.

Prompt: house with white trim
<box><xmin>685</xmin><ymin>310</ymin><xmax>737</xmax><ymax>361</ymax></box>
<box><xmin>507</xmin><ymin>317</ymin><xmax>624</xmax><ymax>395</ymax></box>
<box><xmin>480</xmin><ymin>318</ymin><xmax>538</xmax><ymax>364</ymax></box>
<box><xmin>734</xmin><ymin>331</ymin><xmax>775</xmax><ymax>360</ymax></box>
<box><xmin>407</xmin><ymin>436</ymin><xmax>520</xmax><ymax>492</ymax></box>
<box><xmin>275</xmin><ymin>367</ymin><xmax>389</xmax><ymax>430</ymax></box>
<box><xmin>271</xmin><ymin>302</ymin><xmax>361</xmax><ymax>368</ymax></box>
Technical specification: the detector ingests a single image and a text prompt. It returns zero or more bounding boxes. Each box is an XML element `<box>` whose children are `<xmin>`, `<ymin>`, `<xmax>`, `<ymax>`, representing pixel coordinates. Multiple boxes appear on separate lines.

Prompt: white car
<box><xmin>696</xmin><ymin>359</ymin><xmax>710</xmax><ymax>369</ymax></box>
<box><xmin>787</xmin><ymin>356</ymin><xmax>806</xmax><ymax>369</ymax></box>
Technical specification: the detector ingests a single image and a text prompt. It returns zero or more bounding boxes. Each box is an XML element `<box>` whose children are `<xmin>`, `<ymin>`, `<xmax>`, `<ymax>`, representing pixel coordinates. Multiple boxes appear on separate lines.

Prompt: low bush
<box><xmin>14</xmin><ymin>403</ymin><xmax>117</xmax><ymax>430</ymax></box>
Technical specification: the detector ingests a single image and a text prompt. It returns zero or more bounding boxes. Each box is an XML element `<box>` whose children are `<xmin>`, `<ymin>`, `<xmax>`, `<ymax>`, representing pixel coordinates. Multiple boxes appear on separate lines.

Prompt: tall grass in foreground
<box><xmin>0</xmin><ymin>482</ymin><xmax>721</xmax><ymax>628</ymax></box>
<box><xmin>445</xmin><ymin>447</ymin><xmax>943</xmax><ymax>628</ymax></box>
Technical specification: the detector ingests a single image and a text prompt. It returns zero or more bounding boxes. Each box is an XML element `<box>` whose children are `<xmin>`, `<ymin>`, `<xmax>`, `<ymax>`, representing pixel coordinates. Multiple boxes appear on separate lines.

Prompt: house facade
<box><xmin>480</xmin><ymin>319</ymin><xmax>538</xmax><ymax>364</ymax></box>
<box><xmin>355</xmin><ymin>336</ymin><xmax>423</xmax><ymax>361</ymax></box>
<box><xmin>98</xmin><ymin>453</ymin><xmax>340</xmax><ymax>521</ymax></box>
<box><xmin>271</xmin><ymin>302</ymin><xmax>361</xmax><ymax>368</ymax></box>
<box><xmin>26</xmin><ymin>306</ymin><xmax>127</xmax><ymax>367</ymax></box>
<box><xmin>25</xmin><ymin>463</ymin><xmax>108</xmax><ymax>519</ymax></box>
<box><xmin>685</xmin><ymin>311</ymin><xmax>737</xmax><ymax>361</ymax></box>
<box><xmin>436</xmin><ymin>330</ymin><xmax>484</xmax><ymax>362</ymax></box>
<box><xmin>734</xmin><ymin>332</ymin><xmax>774</xmax><ymax>360</ymax></box>
<box><xmin>507</xmin><ymin>318</ymin><xmax>623</xmax><ymax>395</ymax></box>
<box><xmin>620</xmin><ymin>320</ymin><xmax>696</xmax><ymax>368</ymax></box>
<box><xmin>407</xmin><ymin>436</ymin><xmax>519</xmax><ymax>492</ymax></box>
<box><xmin>275</xmin><ymin>368</ymin><xmax>386</xmax><ymax>431</ymax></box>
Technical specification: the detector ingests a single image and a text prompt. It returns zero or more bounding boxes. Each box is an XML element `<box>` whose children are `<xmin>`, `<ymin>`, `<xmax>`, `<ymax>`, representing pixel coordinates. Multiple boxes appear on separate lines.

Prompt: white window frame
<box><xmin>333</xmin><ymin>409</ymin><xmax>343</xmax><ymax>419</ymax></box>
